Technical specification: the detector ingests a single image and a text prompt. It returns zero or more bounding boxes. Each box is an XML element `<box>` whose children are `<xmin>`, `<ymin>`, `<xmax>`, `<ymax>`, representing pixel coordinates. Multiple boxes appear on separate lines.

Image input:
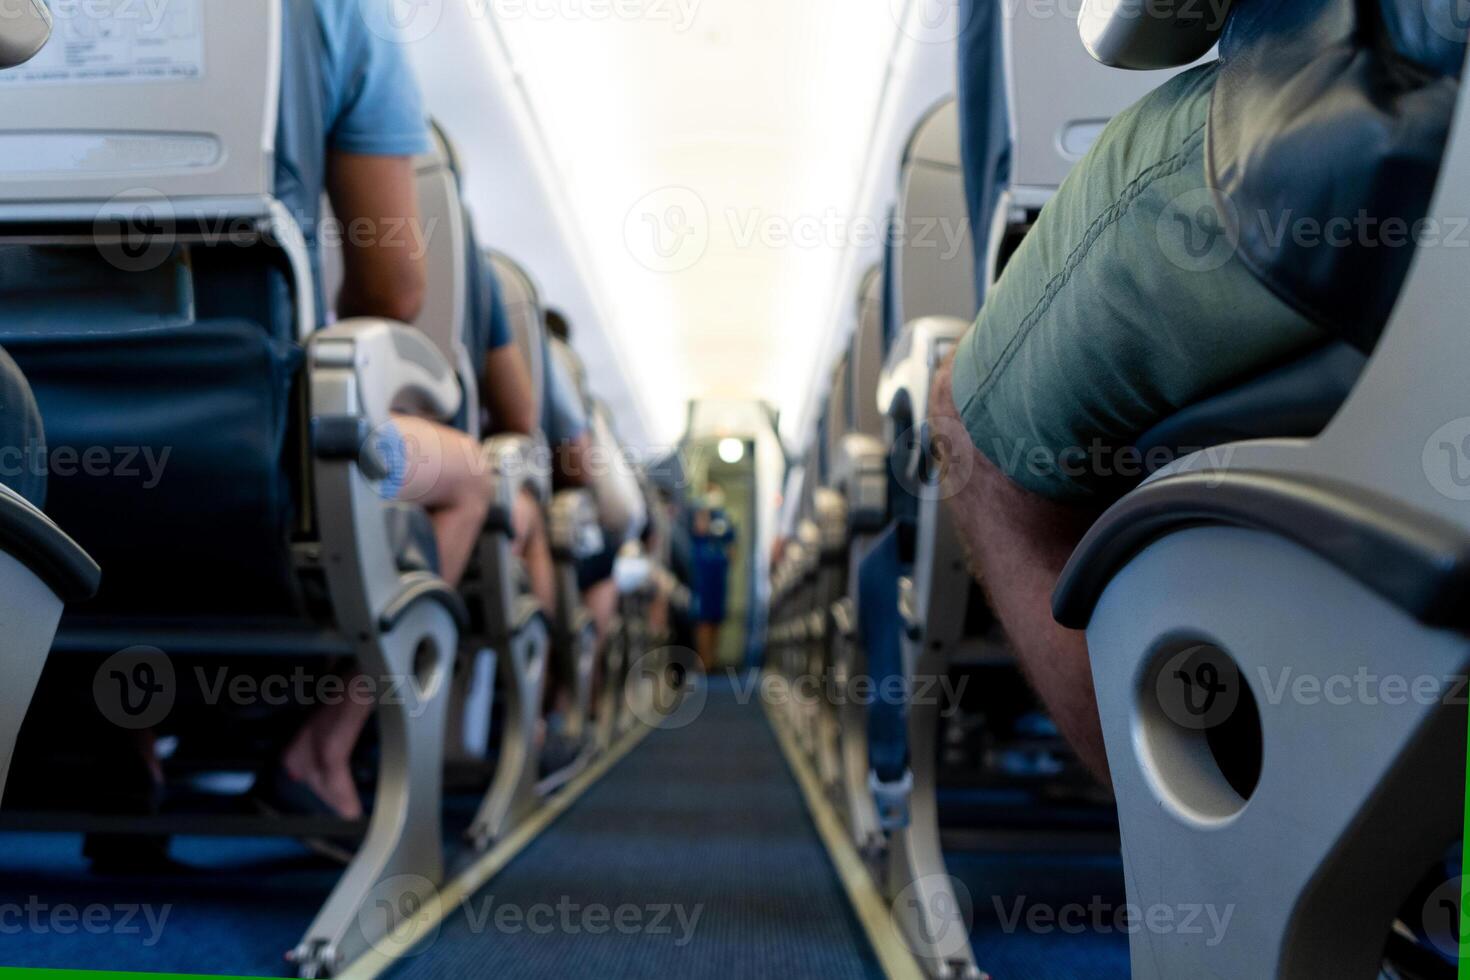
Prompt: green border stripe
<box><xmin>0</xmin><ymin>972</ymin><xmax>266</xmax><ymax>979</ymax></box>
<box><xmin>1461</xmin><ymin>696</ymin><xmax>1469</xmax><ymax>980</ymax></box>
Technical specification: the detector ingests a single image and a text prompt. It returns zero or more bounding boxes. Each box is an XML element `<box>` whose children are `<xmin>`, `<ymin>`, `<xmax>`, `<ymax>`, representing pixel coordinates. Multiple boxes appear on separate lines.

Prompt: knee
<box><xmin>447</xmin><ymin>432</ymin><xmax>495</xmax><ymax>513</ymax></box>
<box><xmin>512</xmin><ymin>486</ymin><xmax>542</xmax><ymax>548</ymax></box>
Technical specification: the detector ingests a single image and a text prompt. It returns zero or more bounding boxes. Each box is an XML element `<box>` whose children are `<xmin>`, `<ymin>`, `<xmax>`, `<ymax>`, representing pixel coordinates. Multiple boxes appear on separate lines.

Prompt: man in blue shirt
<box><xmin>273</xmin><ymin>0</ymin><xmax>520</xmax><ymax>822</ymax></box>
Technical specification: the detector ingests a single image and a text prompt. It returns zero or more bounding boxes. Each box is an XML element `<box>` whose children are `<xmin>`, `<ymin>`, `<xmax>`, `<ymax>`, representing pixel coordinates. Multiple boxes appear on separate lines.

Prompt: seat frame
<box><xmin>1051</xmin><ymin>38</ymin><xmax>1470</xmax><ymax>980</ymax></box>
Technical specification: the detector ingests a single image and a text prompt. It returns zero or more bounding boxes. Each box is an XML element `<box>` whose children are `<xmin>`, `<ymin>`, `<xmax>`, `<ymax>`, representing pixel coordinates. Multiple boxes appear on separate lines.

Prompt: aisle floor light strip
<box><xmin>762</xmin><ymin>680</ymin><xmax>926</xmax><ymax>980</ymax></box>
<box><xmin>338</xmin><ymin>722</ymin><xmax>657</xmax><ymax>980</ymax></box>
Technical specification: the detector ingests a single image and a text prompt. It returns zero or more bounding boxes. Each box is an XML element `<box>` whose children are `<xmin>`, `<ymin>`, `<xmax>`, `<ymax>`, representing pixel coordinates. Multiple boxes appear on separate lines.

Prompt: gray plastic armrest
<box><xmin>877</xmin><ymin>316</ymin><xmax>970</xmax><ymax>483</ymax></box>
<box><xmin>613</xmin><ymin>546</ymin><xmax>654</xmax><ymax>594</ymax></box>
<box><xmin>0</xmin><ymin>0</ymin><xmax>51</xmax><ymax>70</ymax></box>
<box><xmin>311</xmin><ymin>319</ymin><xmax>463</xmax><ymax>430</ymax></box>
<box><xmin>1053</xmin><ymin>469</ymin><xmax>1470</xmax><ymax>630</ymax></box>
<box><xmin>813</xmin><ymin>488</ymin><xmax>849</xmax><ymax>561</ymax></box>
<box><xmin>0</xmin><ymin>483</ymin><xmax>99</xmax><ymax>602</ymax></box>
<box><xmin>550</xmin><ymin>490</ymin><xmax>604</xmax><ymax>561</ymax></box>
<box><xmin>832</xmin><ymin>433</ymin><xmax>888</xmax><ymax>532</ymax></box>
<box><xmin>1078</xmin><ymin>0</ymin><xmax>1231</xmax><ymax>69</ymax></box>
<box><xmin>307</xmin><ymin>320</ymin><xmax>466</xmax><ymax>631</ymax></box>
<box><xmin>482</xmin><ymin>433</ymin><xmax>552</xmax><ymax>534</ymax></box>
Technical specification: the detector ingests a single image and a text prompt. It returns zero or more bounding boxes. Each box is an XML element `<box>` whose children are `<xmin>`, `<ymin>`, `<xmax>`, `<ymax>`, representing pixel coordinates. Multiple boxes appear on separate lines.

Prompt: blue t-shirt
<box><xmin>277</xmin><ymin>0</ymin><xmax>431</xmax><ymax>322</ymax></box>
<box><xmin>313</xmin><ymin>0</ymin><xmax>431</xmax><ymax>157</ymax></box>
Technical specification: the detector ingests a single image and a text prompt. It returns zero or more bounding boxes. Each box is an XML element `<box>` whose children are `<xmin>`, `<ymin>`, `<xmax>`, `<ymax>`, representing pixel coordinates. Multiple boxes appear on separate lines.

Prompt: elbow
<box><xmin>505</xmin><ymin>404</ymin><xmax>538</xmax><ymax>438</ymax></box>
<box><xmin>379</xmin><ymin>270</ymin><xmax>428</xmax><ymax>325</ymax></box>
<box><xmin>340</xmin><ymin>262</ymin><xmax>428</xmax><ymax>325</ymax></box>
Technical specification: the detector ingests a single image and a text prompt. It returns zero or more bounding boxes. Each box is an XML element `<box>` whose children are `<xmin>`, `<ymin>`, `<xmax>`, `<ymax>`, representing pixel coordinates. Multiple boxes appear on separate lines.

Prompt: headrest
<box><xmin>1079</xmin><ymin>0</ymin><xmax>1233</xmax><ymax>69</ymax></box>
<box><xmin>850</xmin><ymin>265</ymin><xmax>887</xmax><ymax>437</ymax></box>
<box><xmin>895</xmin><ymin>100</ymin><xmax>978</xmax><ymax>325</ymax></box>
<box><xmin>0</xmin><ymin>0</ymin><xmax>50</xmax><ymax>70</ymax></box>
<box><xmin>488</xmin><ymin>251</ymin><xmax>546</xmax><ymax>419</ymax></box>
<box><xmin>0</xmin><ymin>1</ymin><xmax>281</xmax><ymax>217</ymax></box>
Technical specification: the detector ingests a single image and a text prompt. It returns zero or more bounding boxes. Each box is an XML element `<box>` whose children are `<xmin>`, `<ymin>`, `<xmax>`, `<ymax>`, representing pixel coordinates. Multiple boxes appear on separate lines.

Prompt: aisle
<box><xmin>386</xmin><ymin>675</ymin><xmax>885</xmax><ymax>980</ymax></box>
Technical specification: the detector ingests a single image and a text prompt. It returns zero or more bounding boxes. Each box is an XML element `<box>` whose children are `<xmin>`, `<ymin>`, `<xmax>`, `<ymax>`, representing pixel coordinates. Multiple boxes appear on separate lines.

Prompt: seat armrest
<box><xmin>481</xmin><ymin>433</ymin><xmax>552</xmax><ymax>535</ymax></box>
<box><xmin>1078</xmin><ymin>0</ymin><xmax>1231</xmax><ymax>69</ymax></box>
<box><xmin>0</xmin><ymin>484</ymin><xmax>99</xmax><ymax>602</ymax></box>
<box><xmin>878</xmin><ymin>316</ymin><xmax>970</xmax><ymax>485</ymax></box>
<box><xmin>550</xmin><ymin>490</ymin><xmax>604</xmax><ymax>561</ymax></box>
<box><xmin>614</xmin><ymin>548</ymin><xmax>654</xmax><ymax>594</ymax></box>
<box><xmin>309</xmin><ymin>319</ymin><xmax>463</xmax><ymax>431</ymax></box>
<box><xmin>813</xmin><ymin>488</ymin><xmax>849</xmax><ymax>562</ymax></box>
<box><xmin>831</xmin><ymin>433</ymin><xmax>888</xmax><ymax>532</ymax></box>
<box><xmin>1053</xmin><ymin>469</ymin><xmax>1470</xmax><ymax>630</ymax></box>
<box><xmin>308</xmin><ymin>320</ymin><xmax>463</xmax><ymax>635</ymax></box>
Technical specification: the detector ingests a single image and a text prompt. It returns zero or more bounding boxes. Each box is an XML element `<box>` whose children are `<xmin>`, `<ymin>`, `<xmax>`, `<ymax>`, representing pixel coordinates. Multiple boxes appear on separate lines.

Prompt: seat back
<box><xmin>983</xmin><ymin>0</ymin><xmax>1193</xmax><ymax>287</ymax></box>
<box><xmin>895</xmin><ymin>100</ymin><xmax>976</xmax><ymax>326</ymax></box>
<box><xmin>824</xmin><ymin>355</ymin><xmax>852</xmax><ymax>475</ymax></box>
<box><xmin>849</xmin><ymin>266</ymin><xmax>886</xmax><ymax>438</ymax></box>
<box><xmin>411</xmin><ymin>125</ymin><xmax>478</xmax><ymax>437</ymax></box>
<box><xmin>1001</xmin><ymin>1</ymin><xmax>1174</xmax><ymax>197</ymax></box>
<box><xmin>0</xmin><ymin>1</ymin><xmax>282</xmax><ymax>227</ymax></box>
<box><xmin>317</xmin><ymin>123</ymin><xmax>479</xmax><ymax>435</ymax></box>
<box><xmin>487</xmin><ymin>252</ymin><xmax>547</xmax><ymax>425</ymax></box>
<box><xmin>0</xmin><ymin>0</ymin><xmax>311</xmax><ymax>616</ymax></box>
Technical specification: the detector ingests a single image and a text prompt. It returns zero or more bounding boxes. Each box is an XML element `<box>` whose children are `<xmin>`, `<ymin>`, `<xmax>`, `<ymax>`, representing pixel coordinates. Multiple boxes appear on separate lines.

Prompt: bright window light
<box><xmin>718</xmin><ymin>437</ymin><xmax>747</xmax><ymax>465</ymax></box>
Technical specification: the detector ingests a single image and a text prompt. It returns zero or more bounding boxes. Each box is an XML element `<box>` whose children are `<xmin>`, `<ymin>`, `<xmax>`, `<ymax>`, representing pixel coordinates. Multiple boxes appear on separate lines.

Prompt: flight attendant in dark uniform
<box><xmin>690</xmin><ymin>488</ymin><xmax>736</xmax><ymax>673</ymax></box>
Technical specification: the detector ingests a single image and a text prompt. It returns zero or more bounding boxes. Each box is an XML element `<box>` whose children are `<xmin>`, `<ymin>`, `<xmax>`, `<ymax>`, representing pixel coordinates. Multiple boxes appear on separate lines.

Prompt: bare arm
<box><xmin>555</xmin><ymin>432</ymin><xmax>594</xmax><ymax>490</ymax></box>
<box><xmin>482</xmin><ymin>344</ymin><xmax>538</xmax><ymax>436</ymax></box>
<box><xmin>325</xmin><ymin>151</ymin><xmax>427</xmax><ymax>324</ymax></box>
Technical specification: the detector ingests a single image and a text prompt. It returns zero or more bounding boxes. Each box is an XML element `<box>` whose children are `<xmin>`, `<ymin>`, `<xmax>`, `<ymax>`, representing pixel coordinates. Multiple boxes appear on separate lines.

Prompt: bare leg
<box><xmin>511</xmin><ymin>487</ymin><xmax>556</xmax><ymax>615</ymax></box>
<box><xmin>930</xmin><ymin>357</ymin><xmax>1111</xmax><ymax>783</ymax></box>
<box><xmin>393</xmin><ymin>414</ymin><xmax>494</xmax><ymax>588</ymax></box>
<box><xmin>281</xmin><ymin>414</ymin><xmax>493</xmax><ymax>818</ymax></box>
<box><xmin>282</xmin><ymin>689</ymin><xmax>375</xmax><ymax>821</ymax></box>
<box><xmin>695</xmin><ymin>622</ymin><xmax>721</xmax><ymax>674</ymax></box>
<box><xmin>583</xmin><ymin>578</ymin><xmax>618</xmax><ymax>652</ymax></box>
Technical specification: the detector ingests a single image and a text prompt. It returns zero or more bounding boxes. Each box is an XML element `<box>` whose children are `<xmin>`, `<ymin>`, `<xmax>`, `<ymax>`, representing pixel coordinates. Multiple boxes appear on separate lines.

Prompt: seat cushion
<box><xmin>1210</xmin><ymin>0</ymin><xmax>1464</xmax><ymax>349</ymax></box>
<box><xmin>1135</xmin><ymin>341</ymin><xmax>1367</xmax><ymax>470</ymax></box>
<box><xmin>951</xmin><ymin>63</ymin><xmax>1329</xmax><ymax>502</ymax></box>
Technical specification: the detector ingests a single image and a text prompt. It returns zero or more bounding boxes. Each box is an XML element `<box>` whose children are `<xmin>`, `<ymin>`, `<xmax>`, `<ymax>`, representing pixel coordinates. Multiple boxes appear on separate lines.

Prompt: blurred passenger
<box><xmin>270</xmin><ymin>0</ymin><xmax>497</xmax><ymax>822</ymax></box>
<box><xmin>690</xmin><ymin>487</ymin><xmax>736</xmax><ymax>672</ymax></box>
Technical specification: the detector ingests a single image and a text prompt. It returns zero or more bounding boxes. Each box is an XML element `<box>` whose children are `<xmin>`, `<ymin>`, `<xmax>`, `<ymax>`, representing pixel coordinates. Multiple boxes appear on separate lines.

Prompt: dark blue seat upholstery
<box><xmin>0</xmin><ymin>345</ymin><xmax>45</xmax><ymax>509</ymax></box>
<box><xmin>0</xmin><ymin>0</ymin><xmax>326</xmax><ymax>617</ymax></box>
<box><xmin>860</xmin><ymin>525</ymin><xmax>908</xmax><ymax>788</ymax></box>
<box><xmin>880</xmin><ymin>208</ymin><xmax>900</xmax><ymax>353</ymax></box>
<box><xmin>957</xmin><ymin>0</ymin><xmax>1011</xmax><ymax>296</ymax></box>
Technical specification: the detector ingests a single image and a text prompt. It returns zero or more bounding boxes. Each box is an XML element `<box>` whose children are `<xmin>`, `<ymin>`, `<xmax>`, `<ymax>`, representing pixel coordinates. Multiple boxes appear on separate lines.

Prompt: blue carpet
<box><xmin>0</xmin><ymin>833</ymin><xmax>339</xmax><ymax>975</ymax></box>
<box><xmin>387</xmin><ymin>676</ymin><xmax>885</xmax><ymax>980</ymax></box>
<box><xmin>948</xmin><ymin>849</ymin><xmax>1132</xmax><ymax>979</ymax></box>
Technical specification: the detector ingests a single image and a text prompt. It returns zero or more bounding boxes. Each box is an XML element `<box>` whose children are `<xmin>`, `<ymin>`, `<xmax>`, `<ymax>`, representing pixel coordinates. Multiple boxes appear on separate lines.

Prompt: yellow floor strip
<box><xmin>762</xmin><ymin>686</ymin><xmax>926</xmax><ymax>980</ymax></box>
<box><xmin>339</xmin><ymin>722</ymin><xmax>657</xmax><ymax>980</ymax></box>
